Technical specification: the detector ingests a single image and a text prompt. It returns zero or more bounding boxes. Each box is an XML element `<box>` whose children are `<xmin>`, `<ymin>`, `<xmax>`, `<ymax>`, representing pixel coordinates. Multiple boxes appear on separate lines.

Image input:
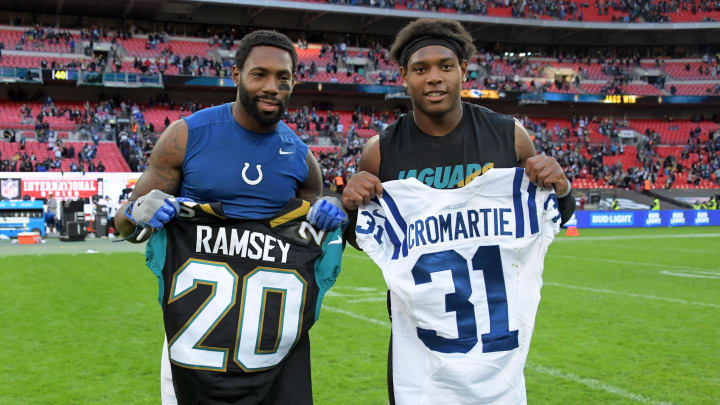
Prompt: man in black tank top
<box><xmin>337</xmin><ymin>18</ymin><xmax>576</xmax><ymax>404</ymax></box>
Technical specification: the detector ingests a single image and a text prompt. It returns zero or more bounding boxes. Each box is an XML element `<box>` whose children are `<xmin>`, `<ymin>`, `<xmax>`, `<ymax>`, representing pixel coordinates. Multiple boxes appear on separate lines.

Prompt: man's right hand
<box><xmin>124</xmin><ymin>190</ymin><xmax>190</xmax><ymax>240</ymax></box>
<box><xmin>341</xmin><ymin>171</ymin><xmax>383</xmax><ymax>211</ymax></box>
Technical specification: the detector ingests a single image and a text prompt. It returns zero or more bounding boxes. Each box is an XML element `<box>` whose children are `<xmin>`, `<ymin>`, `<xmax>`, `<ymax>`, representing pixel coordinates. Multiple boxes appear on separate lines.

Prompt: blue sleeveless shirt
<box><xmin>179</xmin><ymin>103</ymin><xmax>309</xmax><ymax>219</ymax></box>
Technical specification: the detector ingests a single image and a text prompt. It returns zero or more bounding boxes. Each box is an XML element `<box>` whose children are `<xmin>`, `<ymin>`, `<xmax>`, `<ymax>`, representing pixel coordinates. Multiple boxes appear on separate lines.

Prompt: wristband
<box><xmin>557</xmin><ymin>181</ymin><xmax>572</xmax><ymax>199</ymax></box>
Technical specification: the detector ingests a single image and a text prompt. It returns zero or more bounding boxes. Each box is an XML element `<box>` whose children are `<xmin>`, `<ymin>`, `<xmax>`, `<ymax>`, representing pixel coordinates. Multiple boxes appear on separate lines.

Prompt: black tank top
<box><xmin>378</xmin><ymin>102</ymin><xmax>517</xmax><ymax>188</ymax></box>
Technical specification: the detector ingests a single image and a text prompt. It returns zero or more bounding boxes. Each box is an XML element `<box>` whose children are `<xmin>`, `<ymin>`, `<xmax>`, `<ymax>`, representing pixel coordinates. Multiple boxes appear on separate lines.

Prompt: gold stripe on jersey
<box><xmin>270</xmin><ymin>200</ymin><xmax>310</xmax><ymax>228</ymax></box>
<box><xmin>200</xmin><ymin>203</ymin><xmax>226</xmax><ymax>218</ymax></box>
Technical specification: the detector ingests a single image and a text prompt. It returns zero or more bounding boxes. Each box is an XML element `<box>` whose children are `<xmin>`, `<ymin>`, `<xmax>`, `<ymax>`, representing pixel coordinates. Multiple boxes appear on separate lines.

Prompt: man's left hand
<box><xmin>307</xmin><ymin>197</ymin><xmax>348</xmax><ymax>231</ymax></box>
<box><xmin>524</xmin><ymin>155</ymin><xmax>569</xmax><ymax>196</ymax></box>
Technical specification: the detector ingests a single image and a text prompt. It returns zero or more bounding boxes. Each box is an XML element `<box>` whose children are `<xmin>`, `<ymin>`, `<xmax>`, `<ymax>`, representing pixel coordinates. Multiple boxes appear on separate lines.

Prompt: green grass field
<box><xmin>1</xmin><ymin>227</ymin><xmax>718</xmax><ymax>404</ymax></box>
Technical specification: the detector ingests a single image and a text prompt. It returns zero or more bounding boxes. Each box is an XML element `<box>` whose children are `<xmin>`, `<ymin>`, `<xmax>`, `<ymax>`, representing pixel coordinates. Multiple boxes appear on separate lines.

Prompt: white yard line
<box><xmin>347</xmin><ymin>297</ymin><xmax>388</xmax><ymax>304</ymax></box>
<box><xmin>325</xmin><ymin>290</ymin><xmax>386</xmax><ymax>299</ymax></box>
<box><xmin>582</xmin><ymin>242</ymin><xmax>716</xmax><ymax>255</ymax></box>
<box><xmin>549</xmin><ymin>254</ymin><xmax>719</xmax><ymax>272</ymax></box>
<box><xmin>347</xmin><ymin>247</ymin><xmax>719</xmax><ymax>273</ymax></box>
<box><xmin>321</xmin><ymin>305</ymin><xmax>390</xmax><ymax>327</ymax></box>
<box><xmin>323</xmin><ymin>304</ymin><xmax>672</xmax><ymax>404</ymax></box>
<box><xmin>554</xmin><ymin>233</ymin><xmax>720</xmax><ymax>242</ymax></box>
<box><xmin>545</xmin><ymin>282</ymin><xmax>720</xmax><ymax>309</ymax></box>
<box><xmin>345</xmin><ymin>251</ymin><xmax>718</xmax><ymax>307</ymax></box>
<box><xmin>526</xmin><ymin>364</ymin><xmax>674</xmax><ymax>405</ymax></box>
<box><xmin>659</xmin><ymin>270</ymin><xmax>720</xmax><ymax>280</ymax></box>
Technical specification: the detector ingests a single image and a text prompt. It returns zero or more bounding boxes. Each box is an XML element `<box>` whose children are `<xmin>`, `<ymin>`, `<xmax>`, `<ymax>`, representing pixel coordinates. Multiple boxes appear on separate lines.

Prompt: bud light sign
<box><xmin>574</xmin><ymin>210</ymin><xmax>720</xmax><ymax>228</ymax></box>
<box><xmin>644</xmin><ymin>212</ymin><xmax>662</xmax><ymax>227</ymax></box>
<box><xmin>668</xmin><ymin>211</ymin><xmax>687</xmax><ymax>226</ymax></box>
<box><xmin>693</xmin><ymin>211</ymin><xmax>710</xmax><ymax>225</ymax></box>
<box><xmin>589</xmin><ymin>212</ymin><xmax>634</xmax><ymax>227</ymax></box>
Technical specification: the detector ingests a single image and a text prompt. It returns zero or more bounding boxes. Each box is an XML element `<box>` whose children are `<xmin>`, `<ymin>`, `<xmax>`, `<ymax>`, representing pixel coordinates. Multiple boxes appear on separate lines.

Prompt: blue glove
<box><xmin>124</xmin><ymin>190</ymin><xmax>192</xmax><ymax>239</ymax></box>
<box><xmin>307</xmin><ymin>197</ymin><xmax>348</xmax><ymax>231</ymax></box>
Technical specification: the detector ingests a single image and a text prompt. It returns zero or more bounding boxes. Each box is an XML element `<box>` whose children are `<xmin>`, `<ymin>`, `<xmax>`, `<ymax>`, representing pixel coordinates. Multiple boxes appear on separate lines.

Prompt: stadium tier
<box><xmin>0</xmin><ymin>140</ymin><xmax>129</xmax><ymax>172</ymax></box>
<box><xmin>2</xmin><ymin>25</ymin><xmax>720</xmax><ymax>95</ymax></box>
<box><xmin>2</xmin><ymin>98</ymin><xmax>717</xmax><ymax>190</ymax></box>
<box><xmin>282</xmin><ymin>0</ymin><xmax>720</xmax><ymax>23</ymax></box>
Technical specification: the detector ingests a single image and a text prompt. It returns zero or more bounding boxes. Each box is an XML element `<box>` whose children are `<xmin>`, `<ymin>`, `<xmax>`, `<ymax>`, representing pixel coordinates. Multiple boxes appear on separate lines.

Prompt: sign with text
<box><xmin>574</xmin><ymin>210</ymin><xmax>720</xmax><ymax>228</ymax></box>
<box><xmin>21</xmin><ymin>178</ymin><xmax>99</xmax><ymax>199</ymax></box>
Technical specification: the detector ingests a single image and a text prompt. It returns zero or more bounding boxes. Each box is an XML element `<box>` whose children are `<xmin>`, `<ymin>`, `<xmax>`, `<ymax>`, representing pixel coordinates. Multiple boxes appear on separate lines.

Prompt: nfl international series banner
<box><xmin>566</xmin><ymin>210</ymin><xmax>720</xmax><ymax>228</ymax></box>
<box><xmin>22</xmin><ymin>178</ymin><xmax>100</xmax><ymax>199</ymax></box>
<box><xmin>0</xmin><ymin>173</ymin><xmax>142</xmax><ymax>202</ymax></box>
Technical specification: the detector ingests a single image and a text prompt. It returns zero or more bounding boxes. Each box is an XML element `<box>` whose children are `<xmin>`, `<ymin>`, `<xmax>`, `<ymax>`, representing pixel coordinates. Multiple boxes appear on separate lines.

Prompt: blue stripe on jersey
<box><xmin>371</xmin><ymin>196</ymin><xmax>402</xmax><ymax>260</ymax></box>
<box><xmin>513</xmin><ymin>168</ymin><xmax>525</xmax><ymax>238</ymax></box>
<box><xmin>527</xmin><ymin>182</ymin><xmax>539</xmax><ymax>235</ymax></box>
<box><xmin>145</xmin><ymin>228</ymin><xmax>167</xmax><ymax>305</ymax></box>
<box><xmin>544</xmin><ymin>194</ymin><xmax>561</xmax><ymax>223</ymax></box>
<box><xmin>381</xmin><ymin>192</ymin><xmax>409</xmax><ymax>258</ymax></box>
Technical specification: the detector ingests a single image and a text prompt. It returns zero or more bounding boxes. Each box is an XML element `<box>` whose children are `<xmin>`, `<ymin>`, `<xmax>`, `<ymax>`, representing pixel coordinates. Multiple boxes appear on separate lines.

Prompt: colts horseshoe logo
<box><xmin>242</xmin><ymin>163</ymin><xmax>263</xmax><ymax>185</ymax></box>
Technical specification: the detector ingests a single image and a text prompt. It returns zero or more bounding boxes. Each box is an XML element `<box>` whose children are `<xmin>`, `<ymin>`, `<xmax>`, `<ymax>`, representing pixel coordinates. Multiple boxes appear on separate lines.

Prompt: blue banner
<box><xmin>0</xmin><ymin>200</ymin><xmax>44</xmax><ymax>209</ymax></box>
<box><xmin>567</xmin><ymin>210</ymin><xmax>720</xmax><ymax>228</ymax></box>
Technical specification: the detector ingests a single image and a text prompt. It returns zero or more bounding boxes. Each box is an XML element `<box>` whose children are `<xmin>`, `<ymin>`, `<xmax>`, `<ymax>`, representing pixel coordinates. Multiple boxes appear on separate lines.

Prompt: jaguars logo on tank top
<box><xmin>378</xmin><ymin>102</ymin><xmax>517</xmax><ymax>187</ymax></box>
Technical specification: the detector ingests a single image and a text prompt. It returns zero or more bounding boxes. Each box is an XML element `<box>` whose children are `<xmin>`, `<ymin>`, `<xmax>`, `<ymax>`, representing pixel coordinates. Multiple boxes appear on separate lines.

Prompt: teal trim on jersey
<box><xmin>145</xmin><ymin>228</ymin><xmax>167</xmax><ymax>305</ymax></box>
<box><xmin>314</xmin><ymin>228</ymin><xmax>344</xmax><ymax>321</ymax></box>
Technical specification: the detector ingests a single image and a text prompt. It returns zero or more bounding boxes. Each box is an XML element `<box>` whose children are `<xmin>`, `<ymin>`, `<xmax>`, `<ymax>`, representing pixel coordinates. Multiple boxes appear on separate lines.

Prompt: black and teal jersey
<box><xmin>145</xmin><ymin>199</ymin><xmax>343</xmax><ymax>404</ymax></box>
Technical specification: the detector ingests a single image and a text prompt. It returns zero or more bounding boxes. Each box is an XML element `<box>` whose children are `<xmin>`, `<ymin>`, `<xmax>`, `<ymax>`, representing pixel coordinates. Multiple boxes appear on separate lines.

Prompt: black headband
<box><xmin>399</xmin><ymin>35</ymin><xmax>466</xmax><ymax>68</ymax></box>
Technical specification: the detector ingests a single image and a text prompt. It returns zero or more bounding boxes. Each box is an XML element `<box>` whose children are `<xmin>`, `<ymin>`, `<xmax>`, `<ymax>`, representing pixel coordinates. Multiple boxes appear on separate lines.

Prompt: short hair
<box><xmin>390</xmin><ymin>19</ymin><xmax>477</xmax><ymax>68</ymax></box>
<box><xmin>234</xmin><ymin>30</ymin><xmax>297</xmax><ymax>73</ymax></box>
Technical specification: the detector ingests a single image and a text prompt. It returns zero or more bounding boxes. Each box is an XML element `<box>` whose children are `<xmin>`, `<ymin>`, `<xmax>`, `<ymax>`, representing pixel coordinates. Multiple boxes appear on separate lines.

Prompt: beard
<box><xmin>238</xmin><ymin>80</ymin><xmax>288</xmax><ymax>128</ymax></box>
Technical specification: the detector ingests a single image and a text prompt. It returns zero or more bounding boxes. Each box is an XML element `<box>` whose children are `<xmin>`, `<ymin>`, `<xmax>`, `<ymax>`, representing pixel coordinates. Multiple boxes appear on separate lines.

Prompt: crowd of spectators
<box><xmin>313</xmin><ymin>0</ymin><xmax>719</xmax><ymax>22</ymax></box>
<box><xmin>0</xmin><ymin>131</ymin><xmax>107</xmax><ymax>173</ymax></box>
<box><xmin>316</xmin><ymin>139</ymin><xmax>365</xmax><ymax>192</ymax></box>
<box><xmin>2</xmin><ymin>19</ymin><xmax>719</xmax><ymax>97</ymax></box>
<box><xmin>14</xmin><ymin>24</ymin><xmax>76</xmax><ymax>51</ymax></box>
<box><xmin>524</xmin><ymin>114</ymin><xmax>720</xmax><ymax>188</ymax></box>
<box><xmin>3</xmin><ymin>94</ymin><xmax>718</xmax><ymax>188</ymax></box>
<box><xmin>285</xmin><ymin>103</ymin><xmax>401</xmax><ymax>145</ymax></box>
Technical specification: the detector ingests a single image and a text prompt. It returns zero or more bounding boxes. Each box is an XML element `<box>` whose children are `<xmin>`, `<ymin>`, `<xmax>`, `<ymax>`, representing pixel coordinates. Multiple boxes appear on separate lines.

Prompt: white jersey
<box><xmin>356</xmin><ymin>168</ymin><xmax>560</xmax><ymax>405</ymax></box>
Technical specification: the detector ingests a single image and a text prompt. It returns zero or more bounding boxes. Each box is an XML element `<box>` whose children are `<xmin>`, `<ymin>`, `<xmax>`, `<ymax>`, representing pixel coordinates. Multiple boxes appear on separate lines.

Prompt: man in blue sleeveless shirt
<box><xmin>114</xmin><ymin>30</ymin><xmax>345</xmax><ymax>404</ymax></box>
<box><xmin>115</xmin><ymin>31</ymin><xmax>326</xmax><ymax>236</ymax></box>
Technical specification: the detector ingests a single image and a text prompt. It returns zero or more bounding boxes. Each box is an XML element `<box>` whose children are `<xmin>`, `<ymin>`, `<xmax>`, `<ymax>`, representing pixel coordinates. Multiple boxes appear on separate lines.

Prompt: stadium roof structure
<box><xmin>5</xmin><ymin>0</ymin><xmax>719</xmax><ymax>46</ymax></box>
<box><xmin>2</xmin><ymin>0</ymin><xmax>169</xmax><ymax>20</ymax></box>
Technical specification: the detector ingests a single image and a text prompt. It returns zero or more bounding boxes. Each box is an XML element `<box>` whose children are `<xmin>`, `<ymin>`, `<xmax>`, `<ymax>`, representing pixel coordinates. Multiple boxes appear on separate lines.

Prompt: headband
<box><xmin>399</xmin><ymin>35</ymin><xmax>466</xmax><ymax>68</ymax></box>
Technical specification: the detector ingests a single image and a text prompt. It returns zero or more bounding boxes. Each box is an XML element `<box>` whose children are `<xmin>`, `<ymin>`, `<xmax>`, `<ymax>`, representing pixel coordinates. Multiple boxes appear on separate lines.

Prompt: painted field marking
<box><xmin>554</xmin><ymin>233</ymin><xmax>720</xmax><ymax>242</ymax></box>
<box><xmin>526</xmin><ymin>364</ymin><xmax>674</xmax><ymax>405</ymax></box>
<box><xmin>584</xmin><ymin>242</ymin><xmax>715</xmax><ymax>255</ymax></box>
<box><xmin>325</xmin><ymin>290</ymin><xmax>386</xmax><ymax>299</ymax></box>
<box><xmin>550</xmin><ymin>254</ymin><xmax>719</xmax><ymax>273</ymax></box>
<box><xmin>347</xmin><ymin>297</ymin><xmax>388</xmax><ymax>304</ymax></box>
<box><xmin>343</xmin><ymin>250</ymin><xmax>718</xmax><ymax>308</ymax></box>
<box><xmin>321</xmin><ymin>305</ymin><xmax>389</xmax><ymax>327</ymax></box>
<box><xmin>545</xmin><ymin>282</ymin><xmax>720</xmax><ymax>309</ymax></box>
<box><xmin>322</xmin><ymin>304</ymin><xmax>673</xmax><ymax>404</ymax></box>
<box><xmin>659</xmin><ymin>270</ymin><xmax>720</xmax><ymax>280</ymax></box>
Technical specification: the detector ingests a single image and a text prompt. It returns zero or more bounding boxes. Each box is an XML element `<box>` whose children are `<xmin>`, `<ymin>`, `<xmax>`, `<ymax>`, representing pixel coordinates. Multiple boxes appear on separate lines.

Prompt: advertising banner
<box><xmin>21</xmin><ymin>178</ymin><xmax>99</xmax><ymax>199</ymax></box>
<box><xmin>572</xmin><ymin>210</ymin><xmax>720</xmax><ymax>228</ymax></box>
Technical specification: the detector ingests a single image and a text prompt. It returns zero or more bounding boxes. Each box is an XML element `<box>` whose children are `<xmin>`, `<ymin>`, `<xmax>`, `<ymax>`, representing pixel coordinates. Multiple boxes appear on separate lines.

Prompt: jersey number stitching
<box><xmin>167</xmin><ymin>259</ymin><xmax>306</xmax><ymax>372</ymax></box>
<box><xmin>411</xmin><ymin>245</ymin><xmax>519</xmax><ymax>354</ymax></box>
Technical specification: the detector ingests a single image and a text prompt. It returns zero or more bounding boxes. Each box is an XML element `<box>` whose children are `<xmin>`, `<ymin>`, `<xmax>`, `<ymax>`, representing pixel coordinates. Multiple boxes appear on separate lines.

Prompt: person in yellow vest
<box><xmin>610</xmin><ymin>198</ymin><xmax>620</xmax><ymax>210</ymax></box>
<box><xmin>707</xmin><ymin>196</ymin><xmax>718</xmax><ymax>210</ymax></box>
<box><xmin>692</xmin><ymin>201</ymin><xmax>703</xmax><ymax>210</ymax></box>
<box><xmin>650</xmin><ymin>197</ymin><xmax>660</xmax><ymax>210</ymax></box>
